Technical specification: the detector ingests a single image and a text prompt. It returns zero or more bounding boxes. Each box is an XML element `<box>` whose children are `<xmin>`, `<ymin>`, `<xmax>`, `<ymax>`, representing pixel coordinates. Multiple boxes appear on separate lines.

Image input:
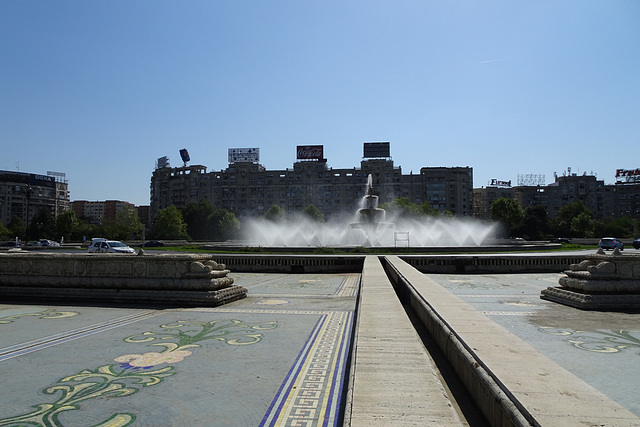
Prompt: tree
<box><xmin>381</xmin><ymin>197</ymin><xmax>419</xmax><ymax>219</ymax></box>
<box><xmin>553</xmin><ymin>201</ymin><xmax>593</xmax><ymax>237</ymax></box>
<box><xmin>218</xmin><ymin>211</ymin><xmax>241</xmax><ymax>240</ymax></box>
<box><xmin>265</xmin><ymin>205</ymin><xmax>286</xmax><ymax>222</ymax></box>
<box><xmin>594</xmin><ymin>216</ymin><xmax>633</xmax><ymax>238</ymax></box>
<box><xmin>571</xmin><ymin>212</ymin><xmax>595</xmax><ymax>237</ymax></box>
<box><xmin>380</xmin><ymin>198</ymin><xmax>449</xmax><ymax>219</ymax></box>
<box><xmin>7</xmin><ymin>216</ymin><xmax>26</xmax><ymax>241</ymax></box>
<box><xmin>55</xmin><ymin>210</ymin><xmax>80</xmax><ymax>242</ymax></box>
<box><xmin>418</xmin><ymin>201</ymin><xmax>448</xmax><ymax>217</ymax></box>
<box><xmin>30</xmin><ymin>208</ymin><xmax>56</xmax><ymax>241</ymax></box>
<box><xmin>0</xmin><ymin>222</ymin><xmax>11</xmax><ymax>240</ymax></box>
<box><xmin>302</xmin><ymin>204</ymin><xmax>325</xmax><ymax>223</ymax></box>
<box><xmin>489</xmin><ymin>198</ymin><xmax>524</xmax><ymax>237</ymax></box>
<box><xmin>154</xmin><ymin>206</ymin><xmax>189</xmax><ymax>240</ymax></box>
<box><xmin>182</xmin><ymin>199</ymin><xmax>216</xmax><ymax>240</ymax></box>
<box><xmin>520</xmin><ymin>205</ymin><xmax>549</xmax><ymax>240</ymax></box>
<box><xmin>181</xmin><ymin>200</ymin><xmax>241</xmax><ymax>241</ymax></box>
<box><xmin>112</xmin><ymin>205</ymin><xmax>143</xmax><ymax>240</ymax></box>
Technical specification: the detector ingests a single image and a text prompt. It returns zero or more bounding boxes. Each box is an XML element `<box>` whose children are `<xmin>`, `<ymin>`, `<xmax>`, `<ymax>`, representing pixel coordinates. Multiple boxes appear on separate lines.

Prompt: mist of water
<box><xmin>241</xmin><ymin>174</ymin><xmax>496</xmax><ymax>247</ymax></box>
<box><xmin>241</xmin><ymin>214</ymin><xmax>496</xmax><ymax>247</ymax></box>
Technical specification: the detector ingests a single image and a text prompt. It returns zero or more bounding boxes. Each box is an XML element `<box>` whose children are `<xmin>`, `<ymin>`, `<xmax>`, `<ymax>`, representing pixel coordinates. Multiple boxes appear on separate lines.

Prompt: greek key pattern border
<box><xmin>335</xmin><ymin>274</ymin><xmax>359</xmax><ymax>297</ymax></box>
<box><xmin>260</xmin><ymin>311</ymin><xmax>353</xmax><ymax>427</ymax></box>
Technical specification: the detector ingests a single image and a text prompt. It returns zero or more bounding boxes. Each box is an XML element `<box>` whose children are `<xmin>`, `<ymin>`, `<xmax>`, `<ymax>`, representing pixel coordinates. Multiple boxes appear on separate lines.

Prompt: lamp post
<box><xmin>25</xmin><ymin>185</ymin><xmax>32</xmax><ymax>241</ymax></box>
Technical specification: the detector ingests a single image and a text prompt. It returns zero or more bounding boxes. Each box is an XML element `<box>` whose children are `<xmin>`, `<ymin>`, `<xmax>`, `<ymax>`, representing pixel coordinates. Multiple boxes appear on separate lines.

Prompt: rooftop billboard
<box><xmin>228</xmin><ymin>148</ymin><xmax>260</xmax><ymax>163</ymax></box>
<box><xmin>616</xmin><ymin>168</ymin><xmax>640</xmax><ymax>183</ymax></box>
<box><xmin>156</xmin><ymin>156</ymin><xmax>170</xmax><ymax>169</ymax></box>
<box><xmin>296</xmin><ymin>145</ymin><xmax>324</xmax><ymax>160</ymax></box>
<box><xmin>363</xmin><ymin>142</ymin><xmax>390</xmax><ymax>158</ymax></box>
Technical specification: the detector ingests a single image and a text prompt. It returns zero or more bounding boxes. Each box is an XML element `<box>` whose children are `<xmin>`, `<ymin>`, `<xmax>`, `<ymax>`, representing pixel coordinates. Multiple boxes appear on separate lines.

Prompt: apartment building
<box><xmin>71</xmin><ymin>200</ymin><xmax>136</xmax><ymax>224</ymax></box>
<box><xmin>150</xmin><ymin>144</ymin><xmax>473</xmax><ymax>222</ymax></box>
<box><xmin>0</xmin><ymin>170</ymin><xmax>69</xmax><ymax>226</ymax></box>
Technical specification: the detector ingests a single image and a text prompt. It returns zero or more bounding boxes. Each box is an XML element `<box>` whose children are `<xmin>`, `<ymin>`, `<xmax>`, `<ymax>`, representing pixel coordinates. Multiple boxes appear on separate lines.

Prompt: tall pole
<box><xmin>25</xmin><ymin>185</ymin><xmax>32</xmax><ymax>242</ymax></box>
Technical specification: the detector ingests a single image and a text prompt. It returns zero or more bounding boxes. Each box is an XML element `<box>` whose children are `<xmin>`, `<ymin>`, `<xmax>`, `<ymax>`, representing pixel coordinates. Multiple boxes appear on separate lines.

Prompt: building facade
<box><xmin>612</xmin><ymin>182</ymin><xmax>640</xmax><ymax>219</ymax></box>
<box><xmin>0</xmin><ymin>170</ymin><xmax>70</xmax><ymax>227</ymax></box>
<box><xmin>513</xmin><ymin>173</ymin><xmax>612</xmax><ymax>219</ymax></box>
<box><xmin>474</xmin><ymin>172</ymin><xmax>637</xmax><ymax>221</ymax></box>
<box><xmin>71</xmin><ymin>200</ymin><xmax>137</xmax><ymax>225</ymax></box>
<box><xmin>150</xmin><ymin>147</ymin><xmax>473</xmax><ymax>222</ymax></box>
<box><xmin>473</xmin><ymin>186</ymin><xmax>514</xmax><ymax>218</ymax></box>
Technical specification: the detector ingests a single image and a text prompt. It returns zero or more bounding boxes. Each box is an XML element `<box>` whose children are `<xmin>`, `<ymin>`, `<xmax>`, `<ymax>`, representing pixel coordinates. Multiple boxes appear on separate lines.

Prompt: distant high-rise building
<box><xmin>475</xmin><ymin>170</ymin><xmax>637</xmax><ymax>221</ymax></box>
<box><xmin>514</xmin><ymin>172</ymin><xmax>611</xmax><ymax>219</ymax></box>
<box><xmin>150</xmin><ymin>143</ymin><xmax>473</xmax><ymax>222</ymax></box>
<box><xmin>71</xmin><ymin>200</ymin><xmax>136</xmax><ymax>224</ymax></box>
<box><xmin>0</xmin><ymin>170</ymin><xmax>69</xmax><ymax>227</ymax></box>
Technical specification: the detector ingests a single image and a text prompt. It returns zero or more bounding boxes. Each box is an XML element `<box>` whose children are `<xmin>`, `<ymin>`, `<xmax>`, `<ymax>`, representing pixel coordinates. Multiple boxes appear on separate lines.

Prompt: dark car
<box><xmin>633</xmin><ymin>238</ymin><xmax>640</xmax><ymax>250</ymax></box>
<box><xmin>141</xmin><ymin>240</ymin><xmax>165</xmax><ymax>247</ymax></box>
<box><xmin>550</xmin><ymin>238</ymin><xmax>571</xmax><ymax>244</ymax></box>
<box><xmin>598</xmin><ymin>237</ymin><xmax>624</xmax><ymax>251</ymax></box>
<box><xmin>1</xmin><ymin>241</ymin><xmax>21</xmax><ymax>247</ymax></box>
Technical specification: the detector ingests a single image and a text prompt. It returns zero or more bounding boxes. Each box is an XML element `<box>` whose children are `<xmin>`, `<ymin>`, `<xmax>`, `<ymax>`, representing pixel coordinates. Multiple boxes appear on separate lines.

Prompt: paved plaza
<box><xmin>429</xmin><ymin>272</ymin><xmax>640</xmax><ymax>418</ymax></box>
<box><xmin>1</xmin><ymin>259</ymin><xmax>640</xmax><ymax>426</ymax></box>
<box><xmin>0</xmin><ymin>272</ymin><xmax>359</xmax><ymax>426</ymax></box>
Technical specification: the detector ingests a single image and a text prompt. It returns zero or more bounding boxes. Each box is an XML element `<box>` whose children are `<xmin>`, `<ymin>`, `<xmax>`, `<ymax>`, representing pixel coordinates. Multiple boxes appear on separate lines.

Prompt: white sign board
<box><xmin>228</xmin><ymin>148</ymin><xmax>260</xmax><ymax>163</ymax></box>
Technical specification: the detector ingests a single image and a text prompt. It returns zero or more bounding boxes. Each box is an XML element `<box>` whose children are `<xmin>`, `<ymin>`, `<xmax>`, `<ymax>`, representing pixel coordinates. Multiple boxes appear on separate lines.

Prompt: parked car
<box><xmin>550</xmin><ymin>237</ymin><xmax>571</xmax><ymax>244</ymax></box>
<box><xmin>141</xmin><ymin>240</ymin><xmax>165</xmax><ymax>247</ymax></box>
<box><xmin>633</xmin><ymin>238</ymin><xmax>640</xmax><ymax>250</ymax></box>
<box><xmin>0</xmin><ymin>241</ymin><xmax>21</xmax><ymax>247</ymax></box>
<box><xmin>27</xmin><ymin>239</ymin><xmax>60</xmax><ymax>247</ymax></box>
<box><xmin>598</xmin><ymin>237</ymin><xmax>624</xmax><ymax>251</ymax></box>
<box><xmin>88</xmin><ymin>239</ymin><xmax>136</xmax><ymax>254</ymax></box>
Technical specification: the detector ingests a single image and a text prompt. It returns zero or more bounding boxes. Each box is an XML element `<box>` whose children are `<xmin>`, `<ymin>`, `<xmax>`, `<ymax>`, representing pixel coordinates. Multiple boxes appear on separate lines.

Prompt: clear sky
<box><xmin>2</xmin><ymin>1</ymin><xmax>639</xmax><ymax>206</ymax></box>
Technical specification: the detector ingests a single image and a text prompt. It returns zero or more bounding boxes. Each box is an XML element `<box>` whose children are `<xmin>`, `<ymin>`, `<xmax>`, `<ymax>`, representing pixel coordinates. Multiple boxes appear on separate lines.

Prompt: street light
<box><xmin>25</xmin><ymin>185</ymin><xmax>32</xmax><ymax>241</ymax></box>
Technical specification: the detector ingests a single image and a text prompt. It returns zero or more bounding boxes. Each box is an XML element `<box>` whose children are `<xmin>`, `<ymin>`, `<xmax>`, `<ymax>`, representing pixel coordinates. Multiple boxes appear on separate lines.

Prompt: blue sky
<box><xmin>2</xmin><ymin>1</ymin><xmax>639</xmax><ymax>206</ymax></box>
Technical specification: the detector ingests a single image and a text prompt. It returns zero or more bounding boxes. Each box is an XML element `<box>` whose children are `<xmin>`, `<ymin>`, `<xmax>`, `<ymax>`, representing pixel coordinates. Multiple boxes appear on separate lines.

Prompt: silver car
<box><xmin>88</xmin><ymin>239</ymin><xmax>136</xmax><ymax>254</ymax></box>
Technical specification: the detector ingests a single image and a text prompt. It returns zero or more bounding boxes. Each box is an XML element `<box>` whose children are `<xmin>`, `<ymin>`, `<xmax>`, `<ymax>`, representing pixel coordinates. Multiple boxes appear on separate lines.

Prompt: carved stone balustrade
<box><xmin>541</xmin><ymin>248</ymin><xmax>640</xmax><ymax>310</ymax></box>
<box><xmin>0</xmin><ymin>252</ymin><xmax>247</xmax><ymax>306</ymax></box>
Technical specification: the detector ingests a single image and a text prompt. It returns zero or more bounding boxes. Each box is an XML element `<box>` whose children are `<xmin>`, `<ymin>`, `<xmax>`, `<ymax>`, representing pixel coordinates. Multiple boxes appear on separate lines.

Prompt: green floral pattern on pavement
<box><xmin>0</xmin><ymin>318</ymin><xmax>277</xmax><ymax>427</ymax></box>
<box><xmin>539</xmin><ymin>327</ymin><xmax>640</xmax><ymax>353</ymax></box>
<box><xmin>0</xmin><ymin>309</ymin><xmax>79</xmax><ymax>325</ymax></box>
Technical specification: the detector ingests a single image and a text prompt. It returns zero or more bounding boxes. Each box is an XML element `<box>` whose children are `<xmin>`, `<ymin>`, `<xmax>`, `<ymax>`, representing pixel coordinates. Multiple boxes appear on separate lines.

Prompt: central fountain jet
<box><xmin>349</xmin><ymin>175</ymin><xmax>394</xmax><ymax>246</ymax></box>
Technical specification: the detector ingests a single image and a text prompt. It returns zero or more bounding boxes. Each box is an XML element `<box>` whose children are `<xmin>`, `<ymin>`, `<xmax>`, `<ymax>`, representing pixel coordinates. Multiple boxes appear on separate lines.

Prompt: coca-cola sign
<box><xmin>297</xmin><ymin>145</ymin><xmax>324</xmax><ymax>160</ymax></box>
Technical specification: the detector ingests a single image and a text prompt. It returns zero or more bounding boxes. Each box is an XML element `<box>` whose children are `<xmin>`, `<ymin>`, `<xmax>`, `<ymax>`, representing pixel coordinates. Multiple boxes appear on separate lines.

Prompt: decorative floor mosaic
<box><xmin>0</xmin><ymin>272</ymin><xmax>360</xmax><ymax>426</ymax></box>
<box><xmin>428</xmin><ymin>272</ymin><xmax>640</xmax><ymax>417</ymax></box>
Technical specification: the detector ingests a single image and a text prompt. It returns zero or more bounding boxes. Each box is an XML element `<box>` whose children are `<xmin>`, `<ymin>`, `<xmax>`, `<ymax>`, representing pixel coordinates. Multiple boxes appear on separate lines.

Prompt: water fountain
<box><xmin>348</xmin><ymin>175</ymin><xmax>394</xmax><ymax>246</ymax></box>
<box><xmin>242</xmin><ymin>175</ymin><xmax>496</xmax><ymax>248</ymax></box>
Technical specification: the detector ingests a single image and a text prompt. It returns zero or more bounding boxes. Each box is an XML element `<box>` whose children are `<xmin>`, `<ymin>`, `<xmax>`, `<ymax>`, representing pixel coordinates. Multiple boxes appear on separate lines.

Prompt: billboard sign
<box><xmin>0</xmin><ymin>171</ymin><xmax>55</xmax><ymax>187</ymax></box>
<box><xmin>363</xmin><ymin>142</ymin><xmax>390</xmax><ymax>158</ymax></box>
<box><xmin>228</xmin><ymin>148</ymin><xmax>260</xmax><ymax>163</ymax></box>
<box><xmin>490</xmin><ymin>179</ymin><xmax>511</xmax><ymax>187</ymax></box>
<box><xmin>616</xmin><ymin>168</ymin><xmax>640</xmax><ymax>183</ymax></box>
<box><xmin>179</xmin><ymin>148</ymin><xmax>190</xmax><ymax>164</ymax></box>
<box><xmin>156</xmin><ymin>156</ymin><xmax>169</xmax><ymax>169</ymax></box>
<box><xmin>296</xmin><ymin>145</ymin><xmax>324</xmax><ymax>160</ymax></box>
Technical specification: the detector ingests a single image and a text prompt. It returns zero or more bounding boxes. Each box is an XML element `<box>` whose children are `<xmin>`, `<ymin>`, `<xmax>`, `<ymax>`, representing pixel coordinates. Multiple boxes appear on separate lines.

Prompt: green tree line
<box><xmin>4</xmin><ymin>197</ymin><xmax>634</xmax><ymax>243</ymax></box>
<box><xmin>489</xmin><ymin>198</ymin><xmax>637</xmax><ymax>239</ymax></box>
<box><xmin>0</xmin><ymin>205</ymin><xmax>144</xmax><ymax>243</ymax></box>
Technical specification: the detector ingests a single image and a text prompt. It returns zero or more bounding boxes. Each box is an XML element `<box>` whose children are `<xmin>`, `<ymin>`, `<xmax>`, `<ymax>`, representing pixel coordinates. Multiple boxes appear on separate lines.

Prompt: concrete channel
<box><xmin>376</xmin><ymin>255</ymin><xmax>639</xmax><ymax>426</ymax></box>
